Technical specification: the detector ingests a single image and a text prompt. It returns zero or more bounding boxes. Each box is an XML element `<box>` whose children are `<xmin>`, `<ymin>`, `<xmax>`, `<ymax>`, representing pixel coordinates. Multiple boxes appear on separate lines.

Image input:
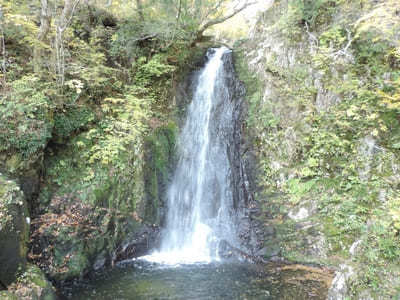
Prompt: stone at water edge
<box><xmin>0</xmin><ymin>264</ymin><xmax>56</xmax><ymax>300</ymax></box>
<box><xmin>0</xmin><ymin>174</ymin><xmax>30</xmax><ymax>287</ymax></box>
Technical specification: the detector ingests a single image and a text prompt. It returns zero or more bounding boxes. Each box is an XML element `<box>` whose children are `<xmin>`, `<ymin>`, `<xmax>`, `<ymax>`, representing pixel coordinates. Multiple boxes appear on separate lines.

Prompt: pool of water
<box><xmin>63</xmin><ymin>260</ymin><xmax>332</xmax><ymax>300</ymax></box>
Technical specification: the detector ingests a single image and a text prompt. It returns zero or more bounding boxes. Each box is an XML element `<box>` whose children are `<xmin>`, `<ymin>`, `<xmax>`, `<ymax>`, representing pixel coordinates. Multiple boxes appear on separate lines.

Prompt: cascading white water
<box><xmin>144</xmin><ymin>47</ymin><xmax>239</xmax><ymax>265</ymax></box>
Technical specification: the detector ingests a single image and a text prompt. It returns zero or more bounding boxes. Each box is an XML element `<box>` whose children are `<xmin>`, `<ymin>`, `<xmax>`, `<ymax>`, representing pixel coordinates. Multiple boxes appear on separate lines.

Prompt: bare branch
<box><xmin>196</xmin><ymin>1</ymin><xmax>256</xmax><ymax>39</ymax></box>
<box><xmin>331</xmin><ymin>28</ymin><xmax>354</xmax><ymax>60</ymax></box>
<box><xmin>176</xmin><ymin>0</ymin><xmax>182</xmax><ymax>22</ymax></box>
<box><xmin>59</xmin><ymin>0</ymin><xmax>80</xmax><ymax>32</ymax></box>
<box><xmin>304</xmin><ymin>21</ymin><xmax>319</xmax><ymax>53</ymax></box>
<box><xmin>38</xmin><ymin>0</ymin><xmax>52</xmax><ymax>41</ymax></box>
<box><xmin>130</xmin><ymin>33</ymin><xmax>157</xmax><ymax>43</ymax></box>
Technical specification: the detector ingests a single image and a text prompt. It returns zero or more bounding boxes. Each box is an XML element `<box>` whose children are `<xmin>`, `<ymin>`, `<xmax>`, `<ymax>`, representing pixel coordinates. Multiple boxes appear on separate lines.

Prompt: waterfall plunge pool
<box><xmin>62</xmin><ymin>48</ymin><xmax>333</xmax><ymax>299</ymax></box>
<box><xmin>62</xmin><ymin>259</ymin><xmax>333</xmax><ymax>299</ymax></box>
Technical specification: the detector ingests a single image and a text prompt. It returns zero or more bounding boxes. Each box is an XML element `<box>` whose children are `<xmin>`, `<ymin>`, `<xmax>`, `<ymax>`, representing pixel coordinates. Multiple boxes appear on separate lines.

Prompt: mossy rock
<box><xmin>30</xmin><ymin>199</ymin><xmax>149</xmax><ymax>282</ymax></box>
<box><xmin>4</xmin><ymin>264</ymin><xmax>56</xmax><ymax>300</ymax></box>
<box><xmin>37</xmin><ymin>118</ymin><xmax>145</xmax><ymax>216</ymax></box>
<box><xmin>0</xmin><ymin>151</ymin><xmax>43</xmax><ymax>207</ymax></box>
<box><xmin>0</xmin><ymin>174</ymin><xmax>30</xmax><ymax>286</ymax></box>
<box><xmin>143</xmin><ymin>122</ymin><xmax>177</xmax><ymax>225</ymax></box>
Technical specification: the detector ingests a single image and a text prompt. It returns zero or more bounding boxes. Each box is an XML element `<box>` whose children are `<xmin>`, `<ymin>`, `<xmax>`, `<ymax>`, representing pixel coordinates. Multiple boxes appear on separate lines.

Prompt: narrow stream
<box><xmin>66</xmin><ymin>48</ymin><xmax>332</xmax><ymax>299</ymax></box>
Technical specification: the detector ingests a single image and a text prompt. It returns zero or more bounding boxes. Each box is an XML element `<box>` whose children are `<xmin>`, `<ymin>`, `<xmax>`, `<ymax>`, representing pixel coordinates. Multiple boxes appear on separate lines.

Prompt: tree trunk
<box><xmin>34</xmin><ymin>0</ymin><xmax>52</xmax><ymax>74</ymax></box>
<box><xmin>0</xmin><ymin>6</ymin><xmax>6</xmax><ymax>88</ymax></box>
<box><xmin>176</xmin><ymin>0</ymin><xmax>182</xmax><ymax>23</ymax></box>
<box><xmin>136</xmin><ymin>0</ymin><xmax>144</xmax><ymax>22</ymax></box>
<box><xmin>55</xmin><ymin>0</ymin><xmax>79</xmax><ymax>87</ymax></box>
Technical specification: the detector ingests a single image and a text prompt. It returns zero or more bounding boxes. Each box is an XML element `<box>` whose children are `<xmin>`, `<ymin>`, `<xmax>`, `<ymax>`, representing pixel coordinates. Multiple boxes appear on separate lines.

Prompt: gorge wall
<box><xmin>2</xmin><ymin>0</ymin><xmax>400</xmax><ymax>298</ymax></box>
<box><xmin>235</xmin><ymin>0</ymin><xmax>400</xmax><ymax>298</ymax></box>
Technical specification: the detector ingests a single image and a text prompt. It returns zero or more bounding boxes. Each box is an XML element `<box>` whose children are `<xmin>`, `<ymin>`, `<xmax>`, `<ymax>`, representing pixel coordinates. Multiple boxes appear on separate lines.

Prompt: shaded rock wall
<box><xmin>235</xmin><ymin>0</ymin><xmax>400</xmax><ymax>297</ymax></box>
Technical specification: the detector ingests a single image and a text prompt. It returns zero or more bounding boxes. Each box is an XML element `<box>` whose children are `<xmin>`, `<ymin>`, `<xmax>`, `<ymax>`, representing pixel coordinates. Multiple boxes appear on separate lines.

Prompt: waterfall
<box><xmin>144</xmin><ymin>47</ymin><xmax>241</xmax><ymax>265</ymax></box>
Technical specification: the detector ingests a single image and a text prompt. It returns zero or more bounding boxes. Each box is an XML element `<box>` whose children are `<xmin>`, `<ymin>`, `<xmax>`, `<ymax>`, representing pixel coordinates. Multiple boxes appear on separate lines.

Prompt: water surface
<box><xmin>66</xmin><ymin>260</ymin><xmax>331</xmax><ymax>300</ymax></box>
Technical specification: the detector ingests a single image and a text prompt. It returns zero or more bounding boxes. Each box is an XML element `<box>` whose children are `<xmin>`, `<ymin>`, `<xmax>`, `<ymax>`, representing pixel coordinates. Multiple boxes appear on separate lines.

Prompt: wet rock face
<box><xmin>0</xmin><ymin>174</ymin><xmax>30</xmax><ymax>287</ymax></box>
<box><xmin>172</xmin><ymin>48</ymin><xmax>261</xmax><ymax>257</ymax></box>
<box><xmin>208</xmin><ymin>50</ymin><xmax>264</xmax><ymax>257</ymax></box>
<box><xmin>219</xmin><ymin>50</ymin><xmax>262</xmax><ymax>256</ymax></box>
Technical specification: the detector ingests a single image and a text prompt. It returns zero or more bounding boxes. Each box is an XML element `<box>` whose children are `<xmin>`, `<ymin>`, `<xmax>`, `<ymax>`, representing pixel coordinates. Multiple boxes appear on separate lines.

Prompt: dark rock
<box><xmin>115</xmin><ymin>224</ymin><xmax>160</xmax><ymax>261</ymax></box>
<box><xmin>93</xmin><ymin>255</ymin><xmax>107</xmax><ymax>271</ymax></box>
<box><xmin>0</xmin><ymin>174</ymin><xmax>30</xmax><ymax>286</ymax></box>
<box><xmin>143</xmin><ymin>123</ymin><xmax>177</xmax><ymax>226</ymax></box>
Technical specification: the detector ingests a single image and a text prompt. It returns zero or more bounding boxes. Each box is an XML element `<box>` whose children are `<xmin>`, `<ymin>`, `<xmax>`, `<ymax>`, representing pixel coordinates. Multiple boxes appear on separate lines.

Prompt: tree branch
<box><xmin>196</xmin><ymin>1</ymin><xmax>256</xmax><ymax>40</ymax></box>
<box><xmin>176</xmin><ymin>0</ymin><xmax>182</xmax><ymax>22</ymax></box>
<box><xmin>130</xmin><ymin>33</ymin><xmax>157</xmax><ymax>43</ymax></box>
<box><xmin>202</xmin><ymin>0</ymin><xmax>226</xmax><ymax>22</ymax></box>
<box><xmin>304</xmin><ymin>21</ymin><xmax>318</xmax><ymax>52</ymax></box>
<box><xmin>331</xmin><ymin>28</ymin><xmax>353</xmax><ymax>60</ymax></box>
<box><xmin>55</xmin><ymin>0</ymin><xmax>80</xmax><ymax>87</ymax></box>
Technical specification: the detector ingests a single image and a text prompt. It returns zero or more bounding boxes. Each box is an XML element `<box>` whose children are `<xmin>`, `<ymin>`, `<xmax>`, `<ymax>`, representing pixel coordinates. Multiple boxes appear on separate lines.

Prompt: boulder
<box><xmin>2</xmin><ymin>264</ymin><xmax>56</xmax><ymax>300</ymax></box>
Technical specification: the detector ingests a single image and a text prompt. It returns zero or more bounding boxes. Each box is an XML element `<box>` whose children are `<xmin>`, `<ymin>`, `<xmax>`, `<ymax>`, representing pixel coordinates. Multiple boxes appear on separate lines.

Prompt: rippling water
<box><xmin>65</xmin><ymin>260</ymin><xmax>331</xmax><ymax>300</ymax></box>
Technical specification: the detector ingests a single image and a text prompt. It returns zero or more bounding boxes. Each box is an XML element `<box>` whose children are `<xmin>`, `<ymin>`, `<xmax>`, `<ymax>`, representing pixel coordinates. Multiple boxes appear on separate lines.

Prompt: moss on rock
<box><xmin>0</xmin><ymin>174</ymin><xmax>30</xmax><ymax>286</ymax></box>
<box><xmin>2</xmin><ymin>264</ymin><xmax>56</xmax><ymax>300</ymax></box>
<box><xmin>143</xmin><ymin>122</ymin><xmax>177</xmax><ymax>225</ymax></box>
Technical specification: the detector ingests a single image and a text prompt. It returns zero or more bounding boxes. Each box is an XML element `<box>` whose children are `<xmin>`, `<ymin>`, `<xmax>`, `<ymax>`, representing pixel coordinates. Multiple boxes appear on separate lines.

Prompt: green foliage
<box><xmin>0</xmin><ymin>75</ymin><xmax>53</xmax><ymax>157</ymax></box>
<box><xmin>39</xmin><ymin>82</ymin><xmax>155</xmax><ymax>214</ymax></box>
<box><xmin>53</xmin><ymin>107</ymin><xmax>95</xmax><ymax>140</ymax></box>
<box><xmin>66</xmin><ymin>28</ymin><xmax>119</xmax><ymax>99</ymax></box>
<box><xmin>86</xmin><ymin>90</ymin><xmax>149</xmax><ymax>169</ymax></box>
<box><xmin>319</xmin><ymin>26</ymin><xmax>346</xmax><ymax>48</ymax></box>
<box><xmin>275</xmin><ymin>0</ymin><xmax>341</xmax><ymax>39</ymax></box>
<box><xmin>284</xmin><ymin>178</ymin><xmax>316</xmax><ymax>203</ymax></box>
<box><xmin>300</xmin><ymin>0</ymin><xmax>339</xmax><ymax>28</ymax></box>
<box><xmin>134</xmin><ymin>54</ymin><xmax>176</xmax><ymax>87</ymax></box>
<box><xmin>109</xmin><ymin>21</ymin><xmax>146</xmax><ymax>64</ymax></box>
